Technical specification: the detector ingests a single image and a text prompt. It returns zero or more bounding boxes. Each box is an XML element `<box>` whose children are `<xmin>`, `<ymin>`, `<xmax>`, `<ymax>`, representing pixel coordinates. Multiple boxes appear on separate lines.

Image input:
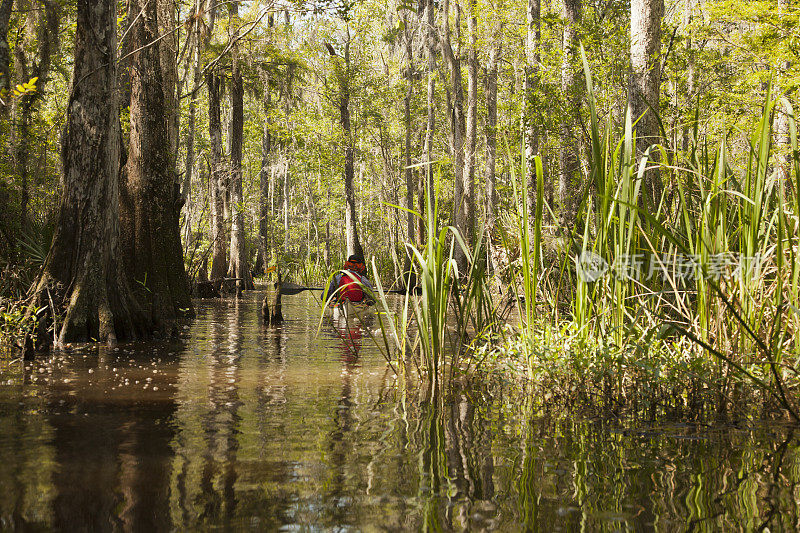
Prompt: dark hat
<box><xmin>347</xmin><ymin>254</ymin><xmax>364</xmax><ymax>264</ymax></box>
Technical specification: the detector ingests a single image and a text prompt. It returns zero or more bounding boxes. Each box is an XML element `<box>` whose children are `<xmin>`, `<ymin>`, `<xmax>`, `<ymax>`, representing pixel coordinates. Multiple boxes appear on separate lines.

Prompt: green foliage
<box><xmin>371</xmin><ymin>171</ymin><xmax>499</xmax><ymax>403</ymax></box>
<box><xmin>488</xmin><ymin>47</ymin><xmax>800</xmax><ymax>418</ymax></box>
<box><xmin>0</xmin><ymin>299</ymin><xmax>38</xmax><ymax>356</ymax></box>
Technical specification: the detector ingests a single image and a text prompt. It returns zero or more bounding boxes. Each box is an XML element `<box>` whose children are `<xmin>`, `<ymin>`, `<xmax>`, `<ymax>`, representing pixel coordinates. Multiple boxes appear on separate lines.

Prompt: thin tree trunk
<box><xmin>208</xmin><ymin>70</ymin><xmax>227</xmax><ymax>280</ymax></box>
<box><xmin>0</xmin><ymin>0</ymin><xmax>11</xmax><ymax>247</ymax></box>
<box><xmin>524</xmin><ymin>0</ymin><xmax>542</xmax><ymax>233</ymax></box>
<box><xmin>120</xmin><ymin>0</ymin><xmax>194</xmax><ymax>326</ymax></box>
<box><xmin>29</xmin><ymin>0</ymin><xmax>149</xmax><ymax>352</ymax></box>
<box><xmin>182</xmin><ymin>0</ymin><xmax>204</xmax><ymax>250</ymax></box>
<box><xmin>776</xmin><ymin>0</ymin><xmax>791</xmax><ymax>186</ymax></box>
<box><xmin>682</xmin><ymin>0</ymin><xmax>694</xmax><ymax>153</ymax></box>
<box><xmin>559</xmin><ymin>0</ymin><xmax>582</xmax><ymax>226</ymax></box>
<box><xmin>629</xmin><ymin>0</ymin><xmax>664</xmax><ymax>209</ymax></box>
<box><xmin>402</xmin><ymin>13</ymin><xmax>415</xmax><ymax>283</ymax></box>
<box><xmin>421</xmin><ymin>0</ymin><xmax>436</xmax><ymax>243</ymax></box>
<box><xmin>226</xmin><ymin>2</ymin><xmax>252</xmax><ymax>294</ymax></box>
<box><xmin>0</xmin><ymin>0</ymin><xmax>13</xmax><ymax>118</ymax></box>
<box><xmin>340</xmin><ymin>32</ymin><xmax>364</xmax><ymax>258</ymax></box>
<box><xmin>258</xmin><ymin>66</ymin><xmax>272</xmax><ymax>274</ymax></box>
<box><xmin>463</xmin><ymin>0</ymin><xmax>478</xmax><ymax>249</ymax></box>
<box><xmin>486</xmin><ymin>31</ymin><xmax>500</xmax><ymax>271</ymax></box>
<box><xmin>442</xmin><ymin>0</ymin><xmax>466</xmax><ymax>267</ymax></box>
<box><xmin>283</xmin><ymin>156</ymin><xmax>289</xmax><ymax>254</ymax></box>
<box><xmin>270</xmin><ymin>164</ymin><xmax>276</xmax><ymax>254</ymax></box>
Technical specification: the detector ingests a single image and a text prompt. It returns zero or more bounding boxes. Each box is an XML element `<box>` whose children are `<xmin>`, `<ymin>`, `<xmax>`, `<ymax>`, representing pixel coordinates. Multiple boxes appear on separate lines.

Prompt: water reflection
<box><xmin>0</xmin><ymin>343</ymin><xmax>182</xmax><ymax>530</ymax></box>
<box><xmin>0</xmin><ymin>293</ymin><xmax>798</xmax><ymax>530</ymax></box>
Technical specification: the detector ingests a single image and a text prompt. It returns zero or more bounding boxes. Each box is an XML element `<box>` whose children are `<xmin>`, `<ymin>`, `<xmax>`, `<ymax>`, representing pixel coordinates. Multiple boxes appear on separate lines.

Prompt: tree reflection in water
<box><xmin>0</xmin><ymin>293</ymin><xmax>799</xmax><ymax>530</ymax></box>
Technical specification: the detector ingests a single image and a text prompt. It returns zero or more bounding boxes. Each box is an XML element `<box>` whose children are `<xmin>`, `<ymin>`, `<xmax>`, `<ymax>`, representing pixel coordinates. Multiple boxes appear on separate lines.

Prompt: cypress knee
<box><xmin>270</xmin><ymin>273</ymin><xmax>283</xmax><ymax>324</ymax></box>
<box><xmin>261</xmin><ymin>294</ymin><xmax>270</xmax><ymax>323</ymax></box>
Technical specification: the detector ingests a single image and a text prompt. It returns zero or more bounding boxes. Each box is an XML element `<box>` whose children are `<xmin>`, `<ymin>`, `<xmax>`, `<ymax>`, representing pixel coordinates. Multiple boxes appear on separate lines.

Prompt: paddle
<box><xmin>277</xmin><ymin>282</ymin><xmax>408</xmax><ymax>296</ymax></box>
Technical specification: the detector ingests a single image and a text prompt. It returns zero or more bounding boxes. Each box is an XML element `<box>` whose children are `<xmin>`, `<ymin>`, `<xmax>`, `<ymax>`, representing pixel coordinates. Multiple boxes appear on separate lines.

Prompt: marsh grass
<box><xmin>368</xmin><ymin>47</ymin><xmax>799</xmax><ymax>418</ymax></box>
<box><xmin>370</xmin><ymin>169</ymin><xmax>499</xmax><ymax>404</ymax></box>
<box><xmin>490</xmin><ymin>48</ymin><xmax>800</xmax><ymax>418</ymax></box>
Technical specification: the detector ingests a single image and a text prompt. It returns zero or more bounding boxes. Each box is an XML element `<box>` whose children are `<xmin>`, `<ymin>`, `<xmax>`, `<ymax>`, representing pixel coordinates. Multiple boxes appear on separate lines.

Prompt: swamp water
<box><xmin>0</xmin><ymin>292</ymin><xmax>798</xmax><ymax>531</ymax></box>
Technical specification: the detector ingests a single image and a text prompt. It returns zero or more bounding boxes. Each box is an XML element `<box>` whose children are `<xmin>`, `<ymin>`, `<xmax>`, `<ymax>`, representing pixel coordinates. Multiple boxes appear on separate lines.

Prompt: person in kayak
<box><xmin>325</xmin><ymin>254</ymin><xmax>375</xmax><ymax>305</ymax></box>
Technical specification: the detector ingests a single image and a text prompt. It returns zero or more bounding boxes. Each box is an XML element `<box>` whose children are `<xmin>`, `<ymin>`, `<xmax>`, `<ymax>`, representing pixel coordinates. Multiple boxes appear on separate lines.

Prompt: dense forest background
<box><xmin>2</xmin><ymin>0</ymin><xmax>795</xmax><ymax>284</ymax></box>
<box><xmin>1</xmin><ymin>0</ymin><xmax>799</xmax><ymax>408</ymax></box>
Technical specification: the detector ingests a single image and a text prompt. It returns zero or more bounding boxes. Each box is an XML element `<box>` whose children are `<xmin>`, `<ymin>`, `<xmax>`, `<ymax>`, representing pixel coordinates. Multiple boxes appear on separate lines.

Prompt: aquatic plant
<box><xmin>371</xmin><ymin>169</ymin><xmax>498</xmax><ymax>404</ymax></box>
<box><xmin>488</xmin><ymin>47</ymin><xmax>800</xmax><ymax>419</ymax></box>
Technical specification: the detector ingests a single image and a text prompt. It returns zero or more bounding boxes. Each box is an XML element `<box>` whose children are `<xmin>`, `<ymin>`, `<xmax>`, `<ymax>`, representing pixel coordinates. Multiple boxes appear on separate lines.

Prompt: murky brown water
<box><xmin>1</xmin><ymin>292</ymin><xmax>799</xmax><ymax>531</ymax></box>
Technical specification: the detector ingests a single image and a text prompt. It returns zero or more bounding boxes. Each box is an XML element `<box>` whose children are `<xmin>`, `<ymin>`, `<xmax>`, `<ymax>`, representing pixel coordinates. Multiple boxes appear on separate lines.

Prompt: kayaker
<box><xmin>325</xmin><ymin>254</ymin><xmax>375</xmax><ymax>305</ymax></box>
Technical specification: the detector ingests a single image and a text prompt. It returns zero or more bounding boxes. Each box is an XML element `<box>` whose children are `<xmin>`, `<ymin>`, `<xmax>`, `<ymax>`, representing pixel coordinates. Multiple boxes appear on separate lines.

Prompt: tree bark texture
<box><xmin>258</xmin><ymin>67</ymin><xmax>272</xmax><ymax>274</ymax></box>
<box><xmin>442</xmin><ymin>0</ymin><xmax>466</xmax><ymax>268</ymax></box>
<box><xmin>524</xmin><ymin>0</ymin><xmax>543</xmax><ymax>233</ymax></box>
<box><xmin>558</xmin><ymin>0</ymin><xmax>582</xmax><ymax>226</ymax></box>
<box><xmin>31</xmin><ymin>0</ymin><xmax>149</xmax><ymax>350</ymax></box>
<box><xmin>227</xmin><ymin>3</ymin><xmax>253</xmax><ymax>294</ymax></box>
<box><xmin>120</xmin><ymin>0</ymin><xmax>193</xmax><ymax>326</ymax></box>
<box><xmin>340</xmin><ymin>36</ymin><xmax>364</xmax><ymax>259</ymax></box>
<box><xmin>463</xmin><ymin>0</ymin><xmax>478</xmax><ymax>248</ymax></box>
<box><xmin>0</xmin><ymin>0</ymin><xmax>13</xmax><ymax>118</ymax></box>
<box><xmin>485</xmin><ymin>33</ymin><xmax>500</xmax><ymax>233</ymax></box>
<box><xmin>629</xmin><ymin>0</ymin><xmax>664</xmax><ymax>209</ymax></box>
<box><xmin>207</xmin><ymin>70</ymin><xmax>228</xmax><ymax>279</ymax></box>
<box><xmin>158</xmin><ymin>0</ymin><xmax>179</xmax><ymax>163</ymax></box>
<box><xmin>421</xmin><ymin>0</ymin><xmax>436</xmax><ymax>243</ymax></box>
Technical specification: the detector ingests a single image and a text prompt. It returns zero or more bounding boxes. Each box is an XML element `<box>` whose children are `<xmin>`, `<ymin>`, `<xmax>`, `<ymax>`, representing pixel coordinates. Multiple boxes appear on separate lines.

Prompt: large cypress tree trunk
<box><xmin>558</xmin><ymin>0</ymin><xmax>582</xmax><ymax>226</ymax></box>
<box><xmin>28</xmin><ymin>0</ymin><xmax>149</xmax><ymax>352</ymax></box>
<box><xmin>226</xmin><ymin>3</ymin><xmax>253</xmax><ymax>294</ymax></box>
<box><xmin>629</xmin><ymin>0</ymin><xmax>664</xmax><ymax>209</ymax></box>
<box><xmin>120</xmin><ymin>0</ymin><xmax>193</xmax><ymax>327</ymax></box>
<box><xmin>207</xmin><ymin>70</ymin><xmax>228</xmax><ymax>280</ymax></box>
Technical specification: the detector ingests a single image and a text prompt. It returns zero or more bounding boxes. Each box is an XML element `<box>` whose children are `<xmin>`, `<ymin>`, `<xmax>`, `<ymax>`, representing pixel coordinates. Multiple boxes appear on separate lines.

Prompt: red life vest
<box><xmin>337</xmin><ymin>271</ymin><xmax>364</xmax><ymax>302</ymax></box>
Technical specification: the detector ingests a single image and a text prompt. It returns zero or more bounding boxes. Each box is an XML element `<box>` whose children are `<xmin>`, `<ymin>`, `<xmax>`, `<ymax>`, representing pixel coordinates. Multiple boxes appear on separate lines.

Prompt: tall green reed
<box><xmin>371</xmin><ymin>167</ymin><xmax>497</xmax><ymax>403</ymax></box>
<box><xmin>500</xmin><ymin>46</ymin><xmax>799</xmax><ymax>416</ymax></box>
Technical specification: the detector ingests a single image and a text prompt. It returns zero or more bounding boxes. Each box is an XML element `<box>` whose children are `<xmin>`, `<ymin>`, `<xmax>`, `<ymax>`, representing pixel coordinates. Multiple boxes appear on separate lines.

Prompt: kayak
<box><xmin>326</xmin><ymin>300</ymin><xmax>374</xmax><ymax>322</ymax></box>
